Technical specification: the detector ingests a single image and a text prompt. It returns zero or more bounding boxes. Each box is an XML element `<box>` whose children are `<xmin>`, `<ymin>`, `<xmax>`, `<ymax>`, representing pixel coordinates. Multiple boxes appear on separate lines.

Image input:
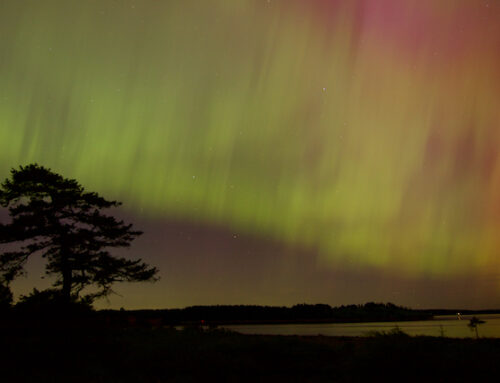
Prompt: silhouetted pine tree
<box><xmin>0</xmin><ymin>164</ymin><xmax>158</xmax><ymax>304</ymax></box>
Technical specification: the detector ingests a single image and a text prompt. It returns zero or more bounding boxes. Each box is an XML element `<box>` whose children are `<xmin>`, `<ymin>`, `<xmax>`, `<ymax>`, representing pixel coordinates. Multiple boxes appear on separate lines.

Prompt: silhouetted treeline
<box><xmin>99</xmin><ymin>302</ymin><xmax>432</xmax><ymax>326</ymax></box>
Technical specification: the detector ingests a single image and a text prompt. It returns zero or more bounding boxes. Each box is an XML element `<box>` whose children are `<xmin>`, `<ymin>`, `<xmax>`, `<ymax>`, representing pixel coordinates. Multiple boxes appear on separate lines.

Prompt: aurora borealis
<box><xmin>1</xmin><ymin>0</ymin><xmax>500</xmax><ymax>309</ymax></box>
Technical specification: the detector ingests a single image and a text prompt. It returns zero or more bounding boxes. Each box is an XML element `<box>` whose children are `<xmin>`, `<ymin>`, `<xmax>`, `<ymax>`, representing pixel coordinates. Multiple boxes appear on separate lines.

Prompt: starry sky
<box><xmin>1</xmin><ymin>0</ymin><xmax>500</xmax><ymax>309</ymax></box>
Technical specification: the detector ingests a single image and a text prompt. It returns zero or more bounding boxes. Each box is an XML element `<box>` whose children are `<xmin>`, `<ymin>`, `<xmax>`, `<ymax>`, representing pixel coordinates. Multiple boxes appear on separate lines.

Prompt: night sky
<box><xmin>1</xmin><ymin>0</ymin><xmax>500</xmax><ymax>309</ymax></box>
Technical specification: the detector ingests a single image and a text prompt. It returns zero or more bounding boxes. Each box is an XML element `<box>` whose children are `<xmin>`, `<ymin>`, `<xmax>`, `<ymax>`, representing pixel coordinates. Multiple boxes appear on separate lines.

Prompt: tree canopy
<box><xmin>0</xmin><ymin>164</ymin><xmax>158</xmax><ymax>303</ymax></box>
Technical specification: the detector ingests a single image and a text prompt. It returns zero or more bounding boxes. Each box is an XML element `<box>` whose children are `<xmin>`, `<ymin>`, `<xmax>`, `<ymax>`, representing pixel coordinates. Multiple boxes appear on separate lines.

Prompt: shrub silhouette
<box><xmin>467</xmin><ymin>316</ymin><xmax>486</xmax><ymax>339</ymax></box>
<box><xmin>15</xmin><ymin>288</ymin><xmax>93</xmax><ymax>315</ymax></box>
<box><xmin>0</xmin><ymin>283</ymin><xmax>13</xmax><ymax>311</ymax></box>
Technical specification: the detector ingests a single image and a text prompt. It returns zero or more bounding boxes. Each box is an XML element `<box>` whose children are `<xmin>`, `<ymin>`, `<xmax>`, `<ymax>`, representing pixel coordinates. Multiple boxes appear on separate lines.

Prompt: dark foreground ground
<box><xmin>1</xmin><ymin>324</ymin><xmax>500</xmax><ymax>382</ymax></box>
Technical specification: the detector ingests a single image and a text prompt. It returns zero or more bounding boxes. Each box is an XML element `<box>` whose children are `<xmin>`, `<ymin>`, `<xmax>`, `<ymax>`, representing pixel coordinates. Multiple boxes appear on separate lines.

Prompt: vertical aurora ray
<box><xmin>1</xmin><ymin>0</ymin><xmax>500</xmax><ymax>307</ymax></box>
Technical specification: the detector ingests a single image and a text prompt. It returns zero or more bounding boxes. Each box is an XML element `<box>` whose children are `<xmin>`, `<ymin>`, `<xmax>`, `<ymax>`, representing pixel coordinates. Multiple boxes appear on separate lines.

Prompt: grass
<box><xmin>1</xmin><ymin>323</ymin><xmax>500</xmax><ymax>382</ymax></box>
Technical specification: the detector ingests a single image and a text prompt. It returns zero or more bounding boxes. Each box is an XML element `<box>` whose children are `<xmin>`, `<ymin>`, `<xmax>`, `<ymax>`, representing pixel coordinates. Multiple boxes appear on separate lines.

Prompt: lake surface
<box><xmin>223</xmin><ymin>314</ymin><xmax>500</xmax><ymax>338</ymax></box>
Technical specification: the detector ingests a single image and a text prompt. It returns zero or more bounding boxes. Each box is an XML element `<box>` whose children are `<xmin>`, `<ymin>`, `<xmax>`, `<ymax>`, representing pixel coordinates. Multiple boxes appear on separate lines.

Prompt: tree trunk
<box><xmin>61</xmin><ymin>253</ymin><xmax>72</xmax><ymax>305</ymax></box>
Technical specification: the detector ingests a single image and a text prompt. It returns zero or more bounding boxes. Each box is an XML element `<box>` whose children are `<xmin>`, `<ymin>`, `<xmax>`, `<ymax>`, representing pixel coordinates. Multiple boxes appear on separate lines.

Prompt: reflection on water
<box><xmin>224</xmin><ymin>314</ymin><xmax>500</xmax><ymax>338</ymax></box>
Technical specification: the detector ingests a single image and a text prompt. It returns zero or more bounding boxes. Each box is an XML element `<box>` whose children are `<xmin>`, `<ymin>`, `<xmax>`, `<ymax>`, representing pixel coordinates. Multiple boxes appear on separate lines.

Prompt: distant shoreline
<box><xmin>97</xmin><ymin>302</ymin><xmax>433</xmax><ymax>326</ymax></box>
<box><xmin>93</xmin><ymin>303</ymin><xmax>500</xmax><ymax>327</ymax></box>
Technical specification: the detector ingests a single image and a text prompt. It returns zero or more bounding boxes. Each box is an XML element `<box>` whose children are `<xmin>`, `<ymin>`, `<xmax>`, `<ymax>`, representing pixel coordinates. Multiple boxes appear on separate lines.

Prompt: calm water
<box><xmin>223</xmin><ymin>314</ymin><xmax>500</xmax><ymax>338</ymax></box>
